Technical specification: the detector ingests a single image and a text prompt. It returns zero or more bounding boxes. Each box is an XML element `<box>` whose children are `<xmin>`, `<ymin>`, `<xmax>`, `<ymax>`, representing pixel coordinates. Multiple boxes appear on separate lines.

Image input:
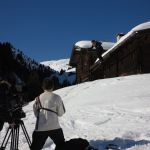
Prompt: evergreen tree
<box><xmin>26</xmin><ymin>71</ymin><xmax>42</xmax><ymax>101</ymax></box>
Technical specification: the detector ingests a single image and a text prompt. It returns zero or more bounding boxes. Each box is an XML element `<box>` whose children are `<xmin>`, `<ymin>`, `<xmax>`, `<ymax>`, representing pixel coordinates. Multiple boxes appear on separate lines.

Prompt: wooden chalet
<box><xmin>101</xmin><ymin>22</ymin><xmax>150</xmax><ymax>78</ymax></box>
<box><xmin>69</xmin><ymin>41</ymin><xmax>114</xmax><ymax>83</ymax></box>
<box><xmin>69</xmin><ymin>22</ymin><xmax>150</xmax><ymax>83</ymax></box>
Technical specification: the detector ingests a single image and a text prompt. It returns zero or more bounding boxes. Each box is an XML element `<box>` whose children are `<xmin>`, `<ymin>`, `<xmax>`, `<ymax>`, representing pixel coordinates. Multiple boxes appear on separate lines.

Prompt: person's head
<box><xmin>42</xmin><ymin>77</ymin><xmax>54</xmax><ymax>91</ymax></box>
<box><xmin>91</xmin><ymin>40</ymin><xmax>97</xmax><ymax>47</ymax></box>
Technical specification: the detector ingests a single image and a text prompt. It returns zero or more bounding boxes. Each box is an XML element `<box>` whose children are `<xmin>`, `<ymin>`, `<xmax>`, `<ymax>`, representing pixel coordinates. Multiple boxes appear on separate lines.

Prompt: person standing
<box><xmin>31</xmin><ymin>77</ymin><xmax>66</xmax><ymax>150</ymax></box>
<box><xmin>91</xmin><ymin>40</ymin><xmax>104</xmax><ymax>63</ymax></box>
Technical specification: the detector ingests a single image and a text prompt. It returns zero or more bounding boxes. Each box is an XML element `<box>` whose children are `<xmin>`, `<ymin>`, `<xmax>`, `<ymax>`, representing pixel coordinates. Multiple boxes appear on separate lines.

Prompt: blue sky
<box><xmin>0</xmin><ymin>0</ymin><xmax>150</xmax><ymax>62</ymax></box>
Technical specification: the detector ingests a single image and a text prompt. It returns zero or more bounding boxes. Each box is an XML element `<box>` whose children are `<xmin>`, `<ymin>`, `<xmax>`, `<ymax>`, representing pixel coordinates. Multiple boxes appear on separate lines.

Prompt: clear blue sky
<box><xmin>0</xmin><ymin>0</ymin><xmax>150</xmax><ymax>62</ymax></box>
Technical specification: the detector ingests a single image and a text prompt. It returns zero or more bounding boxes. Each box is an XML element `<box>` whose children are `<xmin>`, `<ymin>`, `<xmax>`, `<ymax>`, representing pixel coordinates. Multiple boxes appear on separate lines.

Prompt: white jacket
<box><xmin>33</xmin><ymin>90</ymin><xmax>65</xmax><ymax>131</ymax></box>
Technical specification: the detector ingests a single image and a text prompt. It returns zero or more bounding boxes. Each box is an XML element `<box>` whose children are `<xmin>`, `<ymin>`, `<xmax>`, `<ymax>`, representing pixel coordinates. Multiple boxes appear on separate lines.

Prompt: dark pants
<box><xmin>30</xmin><ymin>128</ymin><xmax>65</xmax><ymax>150</ymax></box>
<box><xmin>0</xmin><ymin>120</ymin><xmax>4</xmax><ymax>131</ymax></box>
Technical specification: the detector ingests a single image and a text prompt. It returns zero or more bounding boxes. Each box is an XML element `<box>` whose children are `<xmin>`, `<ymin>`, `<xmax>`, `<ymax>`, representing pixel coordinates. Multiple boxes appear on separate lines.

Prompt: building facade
<box><xmin>69</xmin><ymin>22</ymin><xmax>150</xmax><ymax>83</ymax></box>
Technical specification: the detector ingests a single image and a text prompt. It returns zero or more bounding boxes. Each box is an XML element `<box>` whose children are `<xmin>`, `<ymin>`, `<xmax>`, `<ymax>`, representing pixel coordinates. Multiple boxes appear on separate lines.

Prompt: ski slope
<box><xmin>1</xmin><ymin>74</ymin><xmax>150</xmax><ymax>150</ymax></box>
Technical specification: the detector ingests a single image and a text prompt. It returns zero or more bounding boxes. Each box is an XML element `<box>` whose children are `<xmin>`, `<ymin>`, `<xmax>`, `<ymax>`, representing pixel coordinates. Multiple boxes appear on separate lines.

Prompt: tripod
<box><xmin>0</xmin><ymin>120</ymin><xmax>31</xmax><ymax>150</ymax></box>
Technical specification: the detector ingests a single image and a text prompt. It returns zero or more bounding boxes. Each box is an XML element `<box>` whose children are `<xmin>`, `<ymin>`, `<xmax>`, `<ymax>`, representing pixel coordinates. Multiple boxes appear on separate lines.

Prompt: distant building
<box><xmin>69</xmin><ymin>22</ymin><xmax>150</xmax><ymax>83</ymax></box>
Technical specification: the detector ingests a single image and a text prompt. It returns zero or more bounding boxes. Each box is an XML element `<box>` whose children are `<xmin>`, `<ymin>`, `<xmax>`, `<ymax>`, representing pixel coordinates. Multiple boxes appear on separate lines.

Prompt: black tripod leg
<box><xmin>10</xmin><ymin>126</ymin><xmax>19</xmax><ymax>150</ymax></box>
<box><xmin>16</xmin><ymin>125</ymin><xmax>20</xmax><ymax>150</ymax></box>
<box><xmin>0</xmin><ymin>127</ymin><xmax>12</xmax><ymax>150</ymax></box>
<box><xmin>1</xmin><ymin>120</ymin><xmax>31</xmax><ymax>150</ymax></box>
<box><xmin>10</xmin><ymin>128</ymin><xmax>15</xmax><ymax>150</ymax></box>
<box><xmin>20</xmin><ymin>121</ymin><xmax>31</xmax><ymax>148</ymax></box>
<box><xmin>13</xmin><ymin>126</ymin><xmax>19</xmax><ymax>150</ymax></box>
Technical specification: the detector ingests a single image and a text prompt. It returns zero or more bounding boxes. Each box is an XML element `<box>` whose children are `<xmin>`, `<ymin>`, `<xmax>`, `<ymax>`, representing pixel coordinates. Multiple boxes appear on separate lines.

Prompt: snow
<box><xmin>75</xmin><ymin>41</ymin><xmax>92</xmax><ymax>49</ymax></box>
<box><xmin>75</xmin><ymin>40</ymin><xmax>114</xmax><ymax>50</ymax></box>
<box><xmin>1</xmin><ymin>73</ymin><xmax>150</xmax><ymax>150</ymax></box>
<box><xmin>132</xmin><ymin>21</ymin><xmax>150</xmax><ymax>31</ymax></box>
<box><xmin>103</xmin><ymin>21</ymin><xmax>150</xmax><ymax>59</ymax></box>
<box><xmin>41</xmin><ymin>59</ymin><xmax>76</xmax><ymax>85</ymax></box>
<box><xmin>101</xmin><ymin>42</ymin><xmax>114</xmax><ymax>50</ymax></box>
<box><xmin>41</xmin><ymin>59</ymin><xmax>75</xmax><ymax>72</ymax></box>
<box><xmin>102</xmin><ymin>30</ymin><xmax>133</xmax><ymax>58</ymax></box>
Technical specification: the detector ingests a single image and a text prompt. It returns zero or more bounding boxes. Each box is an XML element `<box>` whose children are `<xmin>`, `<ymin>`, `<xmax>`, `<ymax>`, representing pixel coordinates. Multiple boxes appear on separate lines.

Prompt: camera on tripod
<box><xmin>0</xmin><ymin>80</ymin><xmax>28</xmax><ymax>128</ymax></box>
<box><xmin>0</xmin><ymin>80</ymin><xmax>31</xmax><ymax>150</ymax></box>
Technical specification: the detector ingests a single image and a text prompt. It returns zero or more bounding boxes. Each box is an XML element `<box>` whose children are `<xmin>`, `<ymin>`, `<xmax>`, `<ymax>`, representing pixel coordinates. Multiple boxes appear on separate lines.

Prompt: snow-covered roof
<box><xmin>102</xmin><ymin>21</ymin><xmax>150</xmax><ymax>59</ymax></box>
<box><xmin>132</xmin><ymin>21</ymin><xmax>150</xmax><ymax>31</ymax></box>
<box><xmin>75</xmin><ymin>41</ymin><xmax>92</xmax><ymax>49</ymax></box>
<box><xmin>75</xmin><ymin>40</ymin><xmax>114</xmax><ymax>50</ymax></box>
<box><xmin>101</xmin><ymin>42</ymin><xmax>115</xmax><ymax>50</ymax></box>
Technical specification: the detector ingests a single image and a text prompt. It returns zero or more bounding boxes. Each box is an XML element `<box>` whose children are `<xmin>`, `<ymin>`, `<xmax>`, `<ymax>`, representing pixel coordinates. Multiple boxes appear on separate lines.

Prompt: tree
<box><xmin>26</xmin><ymin>71</ymin><xmax>42</xmax><ymax>101</ymax></box>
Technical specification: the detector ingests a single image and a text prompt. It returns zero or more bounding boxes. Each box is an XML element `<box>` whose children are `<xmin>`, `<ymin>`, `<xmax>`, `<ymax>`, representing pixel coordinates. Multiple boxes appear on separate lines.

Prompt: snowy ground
<box><xmin>1</xmin><ymin>74</ymin><xmax>150</xmax><ymax>150</ymax></box>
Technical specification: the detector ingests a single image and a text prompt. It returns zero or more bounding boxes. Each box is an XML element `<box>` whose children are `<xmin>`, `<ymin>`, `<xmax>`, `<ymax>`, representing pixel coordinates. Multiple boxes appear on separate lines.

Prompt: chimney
<box><xmin>117</xmin><ymin>33</ymin><xmax>125</xmax><ymax>41</ymax></box>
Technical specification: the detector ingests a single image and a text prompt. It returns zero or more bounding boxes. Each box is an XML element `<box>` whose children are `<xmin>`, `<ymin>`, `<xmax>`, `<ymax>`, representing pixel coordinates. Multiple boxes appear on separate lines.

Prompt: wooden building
<box><xmin>102</xmin><ymin>22</ymin><xmax>150</xmax><ymax>78</ymax></box>
<box><xmin>69</xmin><ymin>22</ymin><xmax>150</xmax><ymax>83</ymax></box>
<box><xmin>69</xmin><ymin>41</ymin><xmax>114</xmax><ymax>83</ymax></box>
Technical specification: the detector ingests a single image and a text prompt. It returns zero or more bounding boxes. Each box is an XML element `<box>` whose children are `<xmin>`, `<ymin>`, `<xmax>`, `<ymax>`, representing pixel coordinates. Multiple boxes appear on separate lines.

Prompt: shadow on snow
<box><xmin>90</xmin><ymin>137</ymin><xmax>150</xmax><ymax>150</ymax></box>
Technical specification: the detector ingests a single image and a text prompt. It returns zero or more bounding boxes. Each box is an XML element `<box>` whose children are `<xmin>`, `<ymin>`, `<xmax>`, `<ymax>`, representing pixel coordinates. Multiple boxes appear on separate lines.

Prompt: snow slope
<box><xmin>1</xmin><ymin>74</ymin><xmax>150</xmax><ymax>150</ymax></box>
<box><xmin>41</xmin><ymin>59</ymin><xmax>75</xmax><ymax>72</ymax></box>
<box><xmin>41</xmin><ymin>59</ymin><xmax>76</xmax><ymax>85</ymax></box>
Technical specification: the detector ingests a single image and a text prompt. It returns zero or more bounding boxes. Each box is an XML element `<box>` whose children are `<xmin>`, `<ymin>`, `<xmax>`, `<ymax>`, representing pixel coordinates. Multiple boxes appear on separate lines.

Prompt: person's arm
<box><xmin>0</xmin><ymin>120</ymin><xmax>4</xmax><ymax>131</ymax></box>
<box><xmin>56</xmin><ymin>96</ymin><xmax>66</xmax><ymax>117</ymax></box>
<box><xmin>33</xmin><ymin>99</ymin><xmax>39</xmax><ymax>117</ymax></box>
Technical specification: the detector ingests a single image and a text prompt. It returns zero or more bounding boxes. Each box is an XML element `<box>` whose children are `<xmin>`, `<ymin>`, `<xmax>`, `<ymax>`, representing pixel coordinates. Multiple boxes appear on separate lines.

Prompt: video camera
<box><xmin>0</xmin><ymin>80</ymin><xmax>28</xmax><ymax>125</ymax></box>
